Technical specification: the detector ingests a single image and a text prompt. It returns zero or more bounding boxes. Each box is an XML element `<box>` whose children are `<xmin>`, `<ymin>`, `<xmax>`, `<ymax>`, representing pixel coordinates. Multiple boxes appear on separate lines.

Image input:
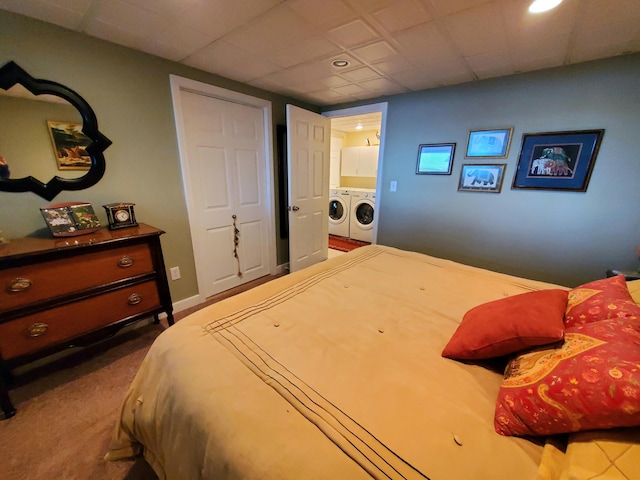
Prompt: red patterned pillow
<box><xmin>442</xmin><ymin>289</ymin><xmax>567</xmax><ymax>360</ymax></box>
<box><xmin>565</xmin><ymin>275</ymin><xmax>640</xmax><ymax>328</ymax></box>
<box><xmin>494</xmin><ymin>318</ymin><xmax>640</xmax><ymax>436</ymax></box>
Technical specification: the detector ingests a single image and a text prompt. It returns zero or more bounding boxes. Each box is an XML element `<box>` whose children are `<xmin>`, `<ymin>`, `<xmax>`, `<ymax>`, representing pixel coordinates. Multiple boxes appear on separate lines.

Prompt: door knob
<box><xmin>288</xmin><ymin>205</ymin><xmax>300</xmax><ymax>211</ymax></box>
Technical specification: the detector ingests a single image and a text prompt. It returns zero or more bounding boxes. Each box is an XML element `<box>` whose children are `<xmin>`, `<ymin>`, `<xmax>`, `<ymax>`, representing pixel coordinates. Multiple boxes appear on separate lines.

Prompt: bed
<box><xmin>106</xmin><ymin>245</ymin><xmax>640</xmax><ymax>479</ymax></box>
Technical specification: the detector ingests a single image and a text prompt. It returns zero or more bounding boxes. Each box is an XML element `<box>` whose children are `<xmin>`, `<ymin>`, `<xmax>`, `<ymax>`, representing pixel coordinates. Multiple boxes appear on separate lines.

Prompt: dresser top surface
<box><xmin>0</xmin><ymin>223</ymin><xmax>165</xmax><ymax>261</ymax></box>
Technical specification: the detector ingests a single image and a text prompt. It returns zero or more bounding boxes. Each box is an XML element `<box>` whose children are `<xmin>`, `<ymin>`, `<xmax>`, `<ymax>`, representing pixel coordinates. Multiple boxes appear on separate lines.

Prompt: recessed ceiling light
<box><xmin>332</xmin><ymin>59</ymin><xmax>350</xmax><ymax>68</ymax></box>
<box><xmin>355</xmin><ymin>123</ymin><xmax>363</xmax><ymax>130</ymax></box>
<box><xmin>528</xmin><ymin>0</ymin><xmax>562</xmax><ymax>13</ymax></box>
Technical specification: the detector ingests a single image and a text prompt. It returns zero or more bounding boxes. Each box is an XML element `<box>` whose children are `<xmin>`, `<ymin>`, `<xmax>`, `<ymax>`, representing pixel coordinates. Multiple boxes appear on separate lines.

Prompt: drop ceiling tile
<box><xmin>360</xmin><ymin>77</ymin><xmax>405</xmax><ymax>93</ymax></box>
<box><xmin>321</xmin><ymin>75</ymin><xmax>351</xmax><ymax>88</ymax></box>
<box><xmin>143</xmin><ymin>22</ymin><xmax>217</xmax><ymax>62</ymax></box>
<box><xmin>443</xmin><ymin>2</ymin><xmax>508</xmax><ymax>56</ymax></box>
<box><xmin>429</xmin><ymin>0</ymin><xmax>494</xmax><ymax>17</ymax></box>
<box><xmin>573</xmin><ymin>21</ymin><xmax>640</xmax><ymax>53</ymax></box>
<box><xmin>352</xmin><ymin>41</ymin><xmax>397</xmax><ymax>63</ymax></box>
<box><xmin>390</xmin><ymin>67</ymin><xmax>441</xmax><ymax>90</ymax></box>
<box><xmin>341</xmin><ymin>66</ymin><xmax>382</xmax><ymax>82</ymax></box>
<box><xmin>224</xmin><ymin>6</ymin><xmax>317</xmax><ymax>56</ymax></box>
<box><xmin>305</xmin><ymin>88</ymin><xmax>351</xmax><ymax>104</ymax></box>
<box><xmin>265</xmin><ymin>35</ymin><xmax>342</xmax><ymax>69</ymax></box>
<box><xmin>349</xmin><ymin>0</ymin><xmax>396</xmax><ymax>11</ymax></box>
<box><xmin>370</xmin><ymin>56</ymin><xmax>415</xmax><ymax>75</ymax></box>
<box><xmin>372</xmin><ymin>0</ymin><xmax>431</xmax><ymax>35</ymax></box>
<box><xmin>569</xmin><ymin>22</ymin><xmax>640</xmax><ymax>63</ymax></box>
<box><xmin>184</xmin><ymin>41</ymin><xmax>281</xmax><ymax>83</ymax></box>
<box><xmin>393</xmin><ymin>22</ymin><xmax>454</xmax><ymax>60</ymax></box>
<box><xmin>328</xmin><ymin>19</ymin><xmax>380</xmax><ymax>48</ymax></box>
<box><xmin>0</xmin><ymin>0</ymin><xmax>93</xmax><ymax>29</ymax></box>
<box><xmin>289</xmin><ymin>0</ymin><xmax>358</xmax><ymax>29</ymax></box>
<box><xmin>511</xmin><ymin>34</ymin><xmax>570</xmax><ymax>71</ymax></box>
<box><xmin>465</xmin><ymin>50</ymin><xmax>515</xmax><ymax>79</ymax></box>
<box><xmin>332</xmin><ymin>83</ymin><xmax>368</xmax><ymax>95</ymax></box>
<box><xmin>85</xmin><ymin>0</ymin><xmax>171</xmax><ymax>46</ymax></box>
<box><xmin>581</xmin><ymin>0</ymin><xmax>640</xmax><ymax>29</ymax></box>
<box><xmin>85</xmin><ymin>18</ymin><xmax>146</xmax><ymax>50</ymax></box>
<box><xmin>178</xmin><ymin>0</ymin><xmax>283</xmax><ymax>38</ymax></box>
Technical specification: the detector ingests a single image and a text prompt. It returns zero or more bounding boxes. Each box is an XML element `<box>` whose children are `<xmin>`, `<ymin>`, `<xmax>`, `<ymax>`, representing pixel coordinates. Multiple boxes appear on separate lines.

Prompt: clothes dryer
<box><xmin>349</xmin><ymin>189</ymin><xmax>375</xmax><ymax>243</ymax></box>
<box><xmin>328</xmin><ymin>188</ymin><xmax>351</xmax><ymax>237</ymax></box>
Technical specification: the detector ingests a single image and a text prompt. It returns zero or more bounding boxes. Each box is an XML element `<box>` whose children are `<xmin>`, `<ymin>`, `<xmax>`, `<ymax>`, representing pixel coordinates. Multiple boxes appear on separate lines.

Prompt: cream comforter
<box><xmin>107</xmin><ymin>245</ymin><xmax>581</xmax><ymax>479</ymax></box>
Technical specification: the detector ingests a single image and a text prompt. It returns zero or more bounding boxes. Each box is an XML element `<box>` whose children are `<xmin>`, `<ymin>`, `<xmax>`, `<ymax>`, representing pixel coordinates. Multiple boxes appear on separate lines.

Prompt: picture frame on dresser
<box><xmin>40</xmin><ymin>202</ymin><xmax>101</xmax><ymax>237</ymax></box>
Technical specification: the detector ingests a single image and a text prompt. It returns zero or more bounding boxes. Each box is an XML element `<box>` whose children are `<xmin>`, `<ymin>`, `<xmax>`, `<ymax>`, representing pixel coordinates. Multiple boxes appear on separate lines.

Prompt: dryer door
<box><xmin>354</xmin><ymin>201</ymin><xmax>374</xmax><ymax>228</ymax></box>
<box><xmin>329</xmin><ymin>197</ymin><xmax>347</xmax><ymax>224</ymax></box>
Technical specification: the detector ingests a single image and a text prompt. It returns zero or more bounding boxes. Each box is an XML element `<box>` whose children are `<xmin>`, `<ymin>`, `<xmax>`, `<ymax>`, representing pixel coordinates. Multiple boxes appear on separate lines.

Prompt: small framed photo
<box><xmin>416</xmin><ymin>143</ymin><xmax>455</xmax><ymax>175</ymax></box>
<box><xmin>40</xmin><ymin>202</ymin><xmax>101</xmax><ymax>237</ymax></box>
<box><xmin>466</xmin><ymin>127</ymin><xmax>513</xmax><ymax>158</ymax></box>
<box><xmin>458</xmin><ymin>164</ymin><xmax>506</xmax><ymax>193</ymax></box>
<box><xmin>512</xmin><ymin>129</ymin><xmax>604</xmax><ymax>191</ymax></box>
<box><xmin>47</xmin><ymin>121</ymin><xmax>92</xmax><ymax>170</ymax></box>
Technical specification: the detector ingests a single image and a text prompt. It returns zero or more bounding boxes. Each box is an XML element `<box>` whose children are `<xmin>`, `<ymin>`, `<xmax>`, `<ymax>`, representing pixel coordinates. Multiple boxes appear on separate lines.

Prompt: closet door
<box><xmin>181</xmin><ymin>91</ymin><xmax>270</xmax><ymax>297</ymax></box>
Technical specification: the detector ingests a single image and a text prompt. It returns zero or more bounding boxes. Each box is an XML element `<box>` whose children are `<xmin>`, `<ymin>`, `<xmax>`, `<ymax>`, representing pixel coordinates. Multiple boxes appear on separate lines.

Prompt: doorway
<box><xmin>323</xmin><ymin>102</ymin><xmax>388</xmax><ymax>247</ymax></box>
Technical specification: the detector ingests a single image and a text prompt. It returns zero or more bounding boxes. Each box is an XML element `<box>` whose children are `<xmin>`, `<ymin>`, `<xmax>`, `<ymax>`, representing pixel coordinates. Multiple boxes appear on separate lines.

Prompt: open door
<box><xmin>286</xmin><ymin>105</ymin><xmax>331</xmax><ymax>273</ymax></box>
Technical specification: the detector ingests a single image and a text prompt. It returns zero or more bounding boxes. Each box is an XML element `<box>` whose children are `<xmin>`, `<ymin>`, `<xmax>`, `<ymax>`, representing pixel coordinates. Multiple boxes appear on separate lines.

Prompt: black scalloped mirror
<box><xmin>0</xmin><ymin>61</ymin><xmax>111</xmax><ymax>200</ymax></box>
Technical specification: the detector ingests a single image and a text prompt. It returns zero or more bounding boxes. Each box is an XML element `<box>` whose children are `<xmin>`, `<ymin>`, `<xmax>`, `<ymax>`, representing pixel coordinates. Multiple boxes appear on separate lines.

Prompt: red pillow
<box><xmin>565</xmin><ymin>275</ymin><xmax>640</xmax><ymax>328</ymax></box>
<box><xmin>442</xmin><ymin>289</ymin><xmax>568</xmax><ymax>360</ymax></box>
<box><xmin>495</xmin><ymin>318</ymin><xmax>640</xmax><ymax>436</ymax></box>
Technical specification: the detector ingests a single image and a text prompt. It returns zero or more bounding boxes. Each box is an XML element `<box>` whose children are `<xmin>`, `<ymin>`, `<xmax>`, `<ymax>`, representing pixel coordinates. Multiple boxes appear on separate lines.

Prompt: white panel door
<box><xmin>182</xmin><ymin>90</ymin><xmax>270</xmax><ymax>297</ymax></box>
<box><xmin>286</xmin><ymin>105</ymin><xmax>330</xmax><ymax>272</ymax></box>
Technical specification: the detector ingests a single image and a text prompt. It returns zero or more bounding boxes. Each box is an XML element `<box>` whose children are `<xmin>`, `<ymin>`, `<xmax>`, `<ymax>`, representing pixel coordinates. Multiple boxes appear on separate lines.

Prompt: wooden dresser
<box><xmin>0</xmin><ymin>223</ymin><xmax>174</xmax><ymax>419</ymax></box>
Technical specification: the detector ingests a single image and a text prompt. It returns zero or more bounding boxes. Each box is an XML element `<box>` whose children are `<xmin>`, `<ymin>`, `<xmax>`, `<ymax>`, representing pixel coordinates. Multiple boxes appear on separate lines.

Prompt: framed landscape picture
<box><xmin>458</xmin><ymin>164</ymin><xmax>506</xmax><ymax>193</ymax></box>
<box><xmin>416</xmin><ymin>143</ymin><xmax>455</xmax><ymax>175</ymax></box>
<box><xmin>512</xmin><ymin>129</ymin><xmax>604</xmax><ymax>191</ymax></box>
<box><xmin>47</xmin><ymin>121</ymin><xmax>92</xmax><ymax>170</ymax></box>
<box><xmin>466</xmin><ymin>127</ymin><xmax>513</xmax><ymax>158</ymax></box>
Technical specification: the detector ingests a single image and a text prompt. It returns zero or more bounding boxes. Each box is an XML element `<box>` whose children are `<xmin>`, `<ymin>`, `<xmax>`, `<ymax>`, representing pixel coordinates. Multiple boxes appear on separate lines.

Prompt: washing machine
<box><xmin>349</xmin><ymin>189</ymin><xmax>375</xmax><ymax>243</ymax></box>
<box><xmin>328</xmin><ymin>188</ymin><xmax>351</xmax><ymax>237</ymax></box>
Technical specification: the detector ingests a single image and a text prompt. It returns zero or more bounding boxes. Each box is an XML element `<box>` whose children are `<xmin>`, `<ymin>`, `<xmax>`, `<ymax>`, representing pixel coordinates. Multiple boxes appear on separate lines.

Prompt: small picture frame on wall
<box><xmin>47</xmin><ymin>121</ymin><xmax>92</xmax><ymax>170</ymax></box>
<box><xmin>466</xmin><ymin>127</ymin><xmax>513</xmax><ymax>158</ymax></box>
<box><xmin>458</xmin><ymin>164</ymin><xmax>506</xmax><ymax>193</ymax></box>
<box><xmin>416</xmin><ymin>143</ymin><xmax>455</xmax><ymax>175</ymax></box>
<box><xmin>512</xmin><ymin>129</ymin><xmax>605</xmax><ymax>192</ymax></box>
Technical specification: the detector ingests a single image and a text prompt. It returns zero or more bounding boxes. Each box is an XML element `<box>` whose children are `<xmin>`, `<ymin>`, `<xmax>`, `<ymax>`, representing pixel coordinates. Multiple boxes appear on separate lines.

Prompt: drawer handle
<box><xmin>118</xmin><ymin>256</ymin><xmax>135</xmax><ymax>268</ymax></box>
<box><xmin>8</xmin><ymin>277</ymin><xmax>32</xmax><ymax>292</ymax></box>
<box><xmin>27</xmin><ymin>323</ymin><xmax>49</xmax><ymax>337</ymax></box>
<box><xmin>128</xmin><ymin>293</ymin><xmax>143</xmax><ymax>305</ymax></box>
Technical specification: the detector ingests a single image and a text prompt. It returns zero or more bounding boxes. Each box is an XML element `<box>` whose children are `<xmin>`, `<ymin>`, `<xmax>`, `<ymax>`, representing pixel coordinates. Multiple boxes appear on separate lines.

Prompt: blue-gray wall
<box><xmin>331</xmin><ymin>54</ymin><xmax>640</xmax><ymax>287</ymax></box>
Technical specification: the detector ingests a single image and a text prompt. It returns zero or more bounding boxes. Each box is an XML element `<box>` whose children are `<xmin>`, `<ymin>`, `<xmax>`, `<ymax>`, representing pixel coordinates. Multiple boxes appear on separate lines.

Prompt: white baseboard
<box><xmin>159</xmin><ymin>268</ymin><xmax>289</xmax><ymax>320</ymax></box>
<box><xmin>158</xmin><ymin>294</ymin><xmax>202</xmax><ymax>319</ymax></box>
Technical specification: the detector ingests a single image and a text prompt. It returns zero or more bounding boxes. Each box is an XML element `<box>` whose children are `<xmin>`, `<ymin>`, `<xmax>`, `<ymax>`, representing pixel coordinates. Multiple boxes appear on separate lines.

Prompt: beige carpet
<box><xmin>0</xmin><ymin>322</ymin><xmax>163</xmax><ymax>480</ymax></box>
<box><xmin>0</xmin><ymin>274</ymin><xmax>285</xmax><ymax>480</ymax></box>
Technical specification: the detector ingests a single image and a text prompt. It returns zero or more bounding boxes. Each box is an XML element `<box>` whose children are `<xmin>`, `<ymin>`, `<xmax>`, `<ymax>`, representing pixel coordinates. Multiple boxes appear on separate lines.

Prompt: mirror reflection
<box><xmin>0</xmin><ymin>86</ymin><xmax>85</xmax><ymax>180</ymax></box>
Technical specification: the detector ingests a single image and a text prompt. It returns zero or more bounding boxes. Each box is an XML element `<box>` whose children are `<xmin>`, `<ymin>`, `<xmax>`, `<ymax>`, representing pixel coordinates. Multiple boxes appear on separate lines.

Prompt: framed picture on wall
<box><xmin>458</xmin><ymin>164</ymin><xmax>506</xmax><ymax>193</ymax></box>
<box><xmin>466</xmin><ymin>127</ymin><xmax>513</xmax><ymax>158</ymax></box>
<box><xmin>47</xmin><ymin>121</ymin><xmax>92</xmax><ymax>170</ymax></box>
<box><xmin>416</xmin><ymin>143</ymin><xmax>455</xmax><ymax>175</ymax></box>
<box><xmin>512</xmin><ymin>129</ymin><xmax>605</xmax><ymax>191</ymax></box>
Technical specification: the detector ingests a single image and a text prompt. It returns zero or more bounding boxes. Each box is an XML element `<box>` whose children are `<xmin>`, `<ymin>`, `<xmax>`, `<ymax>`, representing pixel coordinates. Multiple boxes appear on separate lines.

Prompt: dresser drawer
<box><xmin>0</xmin><ymin>280</ymin><xmax>161</xmax><ymax>359</ymax></box>
<box><xmin>0</xmin><ymin>243</ymin><xmax>154</xmax><ymax>313</ymax></box>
